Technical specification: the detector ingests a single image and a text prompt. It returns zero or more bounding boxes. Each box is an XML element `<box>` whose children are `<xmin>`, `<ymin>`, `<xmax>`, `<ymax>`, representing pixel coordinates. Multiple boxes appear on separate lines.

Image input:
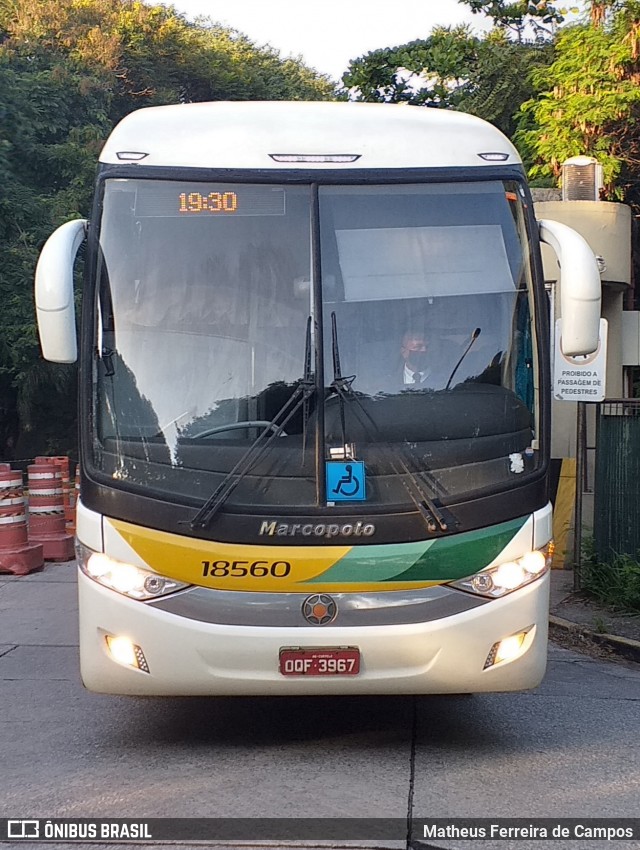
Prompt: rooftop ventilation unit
<box><xmin>561</xmin><ymin>155</ymin><xmax>603</xmax><ymax>201</ymax></box>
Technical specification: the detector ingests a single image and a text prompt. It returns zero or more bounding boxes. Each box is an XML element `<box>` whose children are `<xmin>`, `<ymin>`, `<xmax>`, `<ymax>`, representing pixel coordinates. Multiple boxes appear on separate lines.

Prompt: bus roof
<box><xmin>99</xmin><ymin>100</ymin><xmax>522</xmax><ymax>171</ymax></box>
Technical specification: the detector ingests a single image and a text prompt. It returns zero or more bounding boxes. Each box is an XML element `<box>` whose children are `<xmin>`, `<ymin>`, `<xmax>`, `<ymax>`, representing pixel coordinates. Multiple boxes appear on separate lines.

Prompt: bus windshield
<box><xmin>91</xmin><ymin>178</ymin><xmax>540</xmax><ymax>512</ymax></box>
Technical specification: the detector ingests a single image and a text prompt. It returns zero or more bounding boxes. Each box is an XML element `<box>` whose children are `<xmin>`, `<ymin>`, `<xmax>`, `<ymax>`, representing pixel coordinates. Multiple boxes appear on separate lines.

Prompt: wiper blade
<box><xmin>330</xmin><ymin>311</ymin><xmax>356</xmax><ymax>452</ymax></box>
<box><xmin>189</xmin><ymin>317</ymin><xmax>315</xmax><ymax>530</ymax></box>
<box><xmin>343</xmin><ymin>390</ymin><xmax>449</xmax><ymax>533</ymax></box>
<box><xmin>301</xmin><ymin>315</ymin><xmax>313</xmax><ymax>461</ymax></box>
<box><xmin>329</xmin><ymin>316</ymin><xmax>451</xmax><ymax>534</ymax></box>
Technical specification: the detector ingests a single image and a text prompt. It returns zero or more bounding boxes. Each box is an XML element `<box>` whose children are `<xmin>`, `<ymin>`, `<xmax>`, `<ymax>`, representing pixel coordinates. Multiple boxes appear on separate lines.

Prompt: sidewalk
<box><xmin>549</xmin><ymin>568</ymin><xmax>640</xmax><ymax>664</ymax></box>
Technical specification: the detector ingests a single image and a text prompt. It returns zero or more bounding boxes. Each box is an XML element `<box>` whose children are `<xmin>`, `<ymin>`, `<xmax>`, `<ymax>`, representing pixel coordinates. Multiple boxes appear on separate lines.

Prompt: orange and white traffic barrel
<box><xmin>39</xmin><ymin>456</ymin><xmax>74</xmax><ymax>533</ymax></box>
<box><xmin>69</xmin><ymin>463</ymin><xmax>80</xmax><ymax>535</ymax></box>
<box><xmin>27</xmin><ymin>461</ymin><xmax>74</xmax><ymax>561</ymax></box>
<box><xmin>0</xmin><ymin>464</ymin><xmax>44</xmax><ymax>575</ymax></box>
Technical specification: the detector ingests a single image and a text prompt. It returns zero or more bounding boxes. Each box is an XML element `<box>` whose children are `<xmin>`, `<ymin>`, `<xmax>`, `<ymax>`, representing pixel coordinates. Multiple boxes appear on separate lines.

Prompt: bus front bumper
<box><xmin>78</xmin><ymin>569</ymin><xmax>550</xmax><ymax>696</ymax></box>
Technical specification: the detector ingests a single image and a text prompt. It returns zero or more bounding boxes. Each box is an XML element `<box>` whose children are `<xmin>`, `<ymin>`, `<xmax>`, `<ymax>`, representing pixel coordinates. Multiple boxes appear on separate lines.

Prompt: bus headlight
<box><xmin>448</xmin><ymin>543</ymin><xmax>553</xmax><ymax>598</ymax></box>
<box><xmin>77</xmin><ymin>543</ymin><xmax>189</xmax><ymax>600</ymax></box>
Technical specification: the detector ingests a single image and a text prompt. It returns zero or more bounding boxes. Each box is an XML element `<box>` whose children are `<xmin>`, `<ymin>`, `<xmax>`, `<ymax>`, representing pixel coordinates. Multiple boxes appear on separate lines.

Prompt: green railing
<box><xmin>594</xmin><ymin>400</ymin><xmax>640</xmax><ymax>562</ymax></box>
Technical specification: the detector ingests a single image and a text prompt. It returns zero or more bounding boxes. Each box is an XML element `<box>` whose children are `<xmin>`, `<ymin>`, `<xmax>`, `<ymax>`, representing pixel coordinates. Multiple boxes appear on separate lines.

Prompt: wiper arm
<box><xmin>330</xmin><ymin>311</ymin><xmax>357</xmax><ymax>453</ymax></box>
<box><xmin>328</xmin><ymin>316</ymin><xmax>450</xmax><ymax>534</ymax></box>
<box><xmin>301</xmin><ymin>315</ymin><xmax>313</xmax><ymax>461</ymax></box>
<box><xmin>347</xmin><ymin>394</ymin><xmax>449</xmax><ymax>533</ymax></box>
<box><xmin>189</xmin><ymin>317</ymin><xmax>315</xmax><ymax>530</ymax></box>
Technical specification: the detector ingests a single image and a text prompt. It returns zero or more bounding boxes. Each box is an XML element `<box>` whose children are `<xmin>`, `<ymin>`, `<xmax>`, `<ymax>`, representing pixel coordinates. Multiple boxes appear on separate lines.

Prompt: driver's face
<box><xmin>401</xmin><ymin>336</ymin><xmax>427</xmax><ymax>361</ymax></box>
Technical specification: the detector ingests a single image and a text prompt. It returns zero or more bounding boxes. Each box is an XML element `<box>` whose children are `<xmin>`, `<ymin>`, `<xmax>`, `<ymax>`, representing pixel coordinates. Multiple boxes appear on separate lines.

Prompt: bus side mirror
<box><xmin>538</xmin><ymin>219</ymin><xmax>601</xmax><ymax>357</ymax></box>
<box><xmin>35</xmin><ymin>219</ymin><xmax>88</xmax><ymax>363</ymax></box>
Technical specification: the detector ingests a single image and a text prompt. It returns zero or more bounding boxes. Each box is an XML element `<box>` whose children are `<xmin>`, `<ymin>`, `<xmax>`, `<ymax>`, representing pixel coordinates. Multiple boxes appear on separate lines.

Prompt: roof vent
<box><xmin>561</xmin><ymin>155</ymin><xmax>603</xmax><ymax>201</ymax></box>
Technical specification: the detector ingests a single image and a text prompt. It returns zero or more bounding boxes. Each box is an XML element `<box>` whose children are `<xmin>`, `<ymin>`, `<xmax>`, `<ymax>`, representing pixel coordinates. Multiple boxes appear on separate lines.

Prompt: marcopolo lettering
<box><xmin>259</xmin><ymin>520</ymin><xmax>376</xmax><ymax>539</ymax></box>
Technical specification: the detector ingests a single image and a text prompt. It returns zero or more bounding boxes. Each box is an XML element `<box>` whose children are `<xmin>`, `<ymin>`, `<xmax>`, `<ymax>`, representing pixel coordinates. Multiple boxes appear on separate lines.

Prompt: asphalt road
<box><xmin>1</xmin><ymin>563</ymin><xmax>639</xmax><ymax>850</ymax></box>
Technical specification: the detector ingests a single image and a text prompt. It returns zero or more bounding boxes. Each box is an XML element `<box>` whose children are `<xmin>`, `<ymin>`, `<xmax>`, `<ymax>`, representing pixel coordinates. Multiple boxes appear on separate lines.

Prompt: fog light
<box><xmin>495</xmin><ymin>633</ymin><xmax>526</xmax><ymax>663</ymax></box>
<box><xmin>484</xmin><ymin>630</ymin><xmax>530</xmax><ymax>669</ymax></box>
<box><xmin>105</xmin><ymin>635</ymin><xmax>150</xmax><ymax>673</ymax></box>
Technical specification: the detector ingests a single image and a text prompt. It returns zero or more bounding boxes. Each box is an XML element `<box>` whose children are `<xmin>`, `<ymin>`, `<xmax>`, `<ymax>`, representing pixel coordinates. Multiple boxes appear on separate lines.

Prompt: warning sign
<box><xmin>554</xmin><ymin>318</ymin><xmax>607</xmax><ymax>402</ymax></box>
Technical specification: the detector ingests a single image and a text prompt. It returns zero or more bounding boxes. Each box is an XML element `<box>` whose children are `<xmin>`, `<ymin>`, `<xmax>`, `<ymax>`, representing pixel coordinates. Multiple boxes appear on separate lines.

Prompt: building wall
<box><xmin>533</xmin><ymin>198</ymin><xmax>631</xmax><ymax>458</ymax></box>
<box><xmin>532</xmin><ymin>197</ymin><xmax>632</xmax><ymax>550</ymax></box>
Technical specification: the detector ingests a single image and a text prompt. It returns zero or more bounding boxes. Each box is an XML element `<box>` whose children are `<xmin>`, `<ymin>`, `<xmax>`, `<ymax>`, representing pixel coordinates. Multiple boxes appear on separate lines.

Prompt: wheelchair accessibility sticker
<box><xmin>326</xmin><ymin>461</ymin><xmax>366</xmax><ymax>502</ymax></box>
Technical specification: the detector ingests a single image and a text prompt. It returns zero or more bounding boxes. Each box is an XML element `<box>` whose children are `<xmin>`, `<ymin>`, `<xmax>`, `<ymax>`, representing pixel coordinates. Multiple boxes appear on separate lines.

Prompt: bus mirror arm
<box><xmin>35</xmin><ymin>218</ymin><xmax>88</xmax><ymax>363</ymax></box>
<box><xmin>538</xmin><ymin>219</ymin><xmax>601</xmax><ymax>357</ymax></box>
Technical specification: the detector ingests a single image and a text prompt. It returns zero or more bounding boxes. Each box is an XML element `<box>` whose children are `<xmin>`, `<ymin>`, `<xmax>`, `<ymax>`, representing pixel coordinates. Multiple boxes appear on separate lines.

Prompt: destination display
<box><xmin>133</xmin><ymin>182</ymin><xmax>286</xmax><ymax>217</ymax></box>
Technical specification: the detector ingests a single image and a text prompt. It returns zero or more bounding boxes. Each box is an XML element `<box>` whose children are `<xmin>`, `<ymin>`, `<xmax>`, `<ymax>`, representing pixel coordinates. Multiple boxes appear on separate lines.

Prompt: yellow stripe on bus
<box><xmin>108</xmin><ymin>518</ymin><xmax>352</xmax><ymax>591</ymax></box>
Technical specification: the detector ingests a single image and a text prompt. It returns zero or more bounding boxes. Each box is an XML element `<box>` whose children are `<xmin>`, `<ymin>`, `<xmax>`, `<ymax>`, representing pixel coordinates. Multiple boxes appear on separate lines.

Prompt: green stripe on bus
<box><xmin>385</xmin><ymin>516</ymin><xmax>528</xmax><ymax>582</ymax></box>
<box><xmin>306</xmin><ymin>539</ymin><xmax>436</xmax><ymax>583</ymax></box>
<box><xmin>306</xmin><ymin>515</ymin><xmax>528</xmax><ymax>584</ymax></box>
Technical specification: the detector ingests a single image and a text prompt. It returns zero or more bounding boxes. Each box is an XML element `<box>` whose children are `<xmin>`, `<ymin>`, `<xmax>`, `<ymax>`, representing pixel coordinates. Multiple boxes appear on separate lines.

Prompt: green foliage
<box><xmin>342</xmin><ymin>26</ymin><xmax>552</xmax><ymax>139</ymax></box>
<box><xmin>342</xmin><ymin>26</ymin><xmax>478</xmax><ymax>106</ymax></box>
<box><xmin>515</xmin><ymin>3</ymin><xmax>640</xmax><ymax>207</ymax></box>
<box><xmin>0</xmin><ymin>54</ymin><xmax>106</xmax><ymax>458</ymax></box>
<box><xmin>0</xmin><ymin>0</ymin><xmax>334</xmax><ymax>459</ymax></box>
<box><xmin>459</xmin><ymin>0</ymin><xmax>566</xmax><ymax>40</ymax></box>
<box><xmin>462</xmin><ymin>32</ymin><xmax>553</xmax><ymax>137</ymax></box>
<box><xmin>582</xmin><ymin>538</ymin><xmax>640</xmax><ymax>613</ymax></box>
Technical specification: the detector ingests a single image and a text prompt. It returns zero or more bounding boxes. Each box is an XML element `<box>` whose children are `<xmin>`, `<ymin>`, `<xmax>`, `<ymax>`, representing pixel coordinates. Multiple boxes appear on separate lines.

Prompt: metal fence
<box><xmin>594</xmin><ymin>400</ymin><xmax>640</xmax><ymax>562</ymax></box>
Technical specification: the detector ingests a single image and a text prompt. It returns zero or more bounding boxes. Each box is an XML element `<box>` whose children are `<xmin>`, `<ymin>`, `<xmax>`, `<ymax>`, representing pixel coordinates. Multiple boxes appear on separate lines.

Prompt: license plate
<box><xmin>279</xmin><ymin>647</ymin><xmax>360</xmax><ymax>676</ymax></box>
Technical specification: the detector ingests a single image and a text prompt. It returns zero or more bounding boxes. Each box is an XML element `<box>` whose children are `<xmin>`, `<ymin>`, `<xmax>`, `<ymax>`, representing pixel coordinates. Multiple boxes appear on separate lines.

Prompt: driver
<box><xmin>400</xmin><ymin>330</ymin><xmax>433</xmax><ymax>387</ymax></box>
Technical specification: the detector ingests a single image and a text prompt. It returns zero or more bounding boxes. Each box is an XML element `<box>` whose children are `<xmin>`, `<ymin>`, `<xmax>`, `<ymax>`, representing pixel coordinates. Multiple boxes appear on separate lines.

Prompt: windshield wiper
<box><xmin>328</xmin><ymin>313</ymin><xmax>451</xmax><ymax>534</ymax></box>
<box><xmin>330</xmin><ymin>311</ymin><xmax>356</xmax><ymax>453</ymax></box>
<box><xmin>301</xmin><ymin>313</ymin><xmax>314</xmax><ymax>462</ymax></box>
<box><xmin>189</xmin><ymin>317</ymin><xmax>315</xmax><ymax>530</ymax></box>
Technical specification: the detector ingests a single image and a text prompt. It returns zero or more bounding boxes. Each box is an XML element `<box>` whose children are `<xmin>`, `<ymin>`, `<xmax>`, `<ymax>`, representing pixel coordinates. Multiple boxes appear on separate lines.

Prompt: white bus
<box><xmin>35</xmin><ymin>101</ymin><xmax>601</xmax><ymax>695</ymax></box>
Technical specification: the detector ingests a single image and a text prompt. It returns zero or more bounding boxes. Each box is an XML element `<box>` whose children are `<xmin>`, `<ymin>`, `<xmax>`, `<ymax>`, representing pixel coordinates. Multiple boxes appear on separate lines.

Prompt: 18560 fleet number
<box><xmin>202</xmin><ymin>560</ymin><xmax>291</xmax><ymax>578</ymax></box>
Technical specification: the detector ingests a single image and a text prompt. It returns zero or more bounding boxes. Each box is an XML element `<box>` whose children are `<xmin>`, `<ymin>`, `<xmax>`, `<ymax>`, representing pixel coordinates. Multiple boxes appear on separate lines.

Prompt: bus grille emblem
<box><xmin>302</xmin><ymin>594</ymin><xmax>337</xmax><ymax>625</ymax></box>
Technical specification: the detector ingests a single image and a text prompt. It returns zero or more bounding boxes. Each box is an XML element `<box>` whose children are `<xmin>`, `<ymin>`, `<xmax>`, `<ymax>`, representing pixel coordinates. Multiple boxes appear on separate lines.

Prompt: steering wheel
<box><xmin>193</xmin><ymin>420</ymin><xmax>287</xmax><ymax>438</ymax></box>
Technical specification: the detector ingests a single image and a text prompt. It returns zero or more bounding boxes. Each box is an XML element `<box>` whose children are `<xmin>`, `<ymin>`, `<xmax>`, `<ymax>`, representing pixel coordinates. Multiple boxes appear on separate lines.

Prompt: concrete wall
<box><xmin>532</xmin><ymin>198</ymin><xmax>632</xmax><ymax>549</ymax></box>
<box><xmin>536</xmin><ymin>200</ymin><xmax>632</xmax><ymax>287</ymax></box>
<box><xmin>533</xmin><ymin>199</ymin><xmax>632</xmax><ymax>459</ymax></box>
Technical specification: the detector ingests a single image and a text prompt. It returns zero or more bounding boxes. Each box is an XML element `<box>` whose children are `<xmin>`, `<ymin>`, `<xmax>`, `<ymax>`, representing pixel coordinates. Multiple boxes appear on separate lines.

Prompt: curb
<box><xmin>549</xmin><ymin>614</ymin><xmax>640</xmax><ymax>664</ymax></box>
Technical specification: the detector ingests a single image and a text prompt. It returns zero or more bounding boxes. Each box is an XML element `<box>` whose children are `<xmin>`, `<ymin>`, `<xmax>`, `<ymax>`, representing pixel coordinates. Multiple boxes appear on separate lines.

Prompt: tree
<box><xmin>516</xmin><ymin>0</ymin><xmax>640</xmax><ymax>208</ymax></box>
<box><xmin>342</xmin><ymin>26</ymin><xmax>551</xmax><ymax>139</ymax></box>
<box><xmin>0</xmin><ymin>55</ymin><xmax>110</xmax><ymax>457</ymax></box>
<box><xmin>0</xmin><ymin>0</ymin><xmax>335</xmax><ymax>458</ymax></box>
<box><xmin>458</xmin><ymin>0</ymin><xmax>566</xmax><ymax>41</ymax></box>
<box><xmin>342</xmin><ymin>26</ymin><xmax>479</xmax><ymax>107</ymax></box>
